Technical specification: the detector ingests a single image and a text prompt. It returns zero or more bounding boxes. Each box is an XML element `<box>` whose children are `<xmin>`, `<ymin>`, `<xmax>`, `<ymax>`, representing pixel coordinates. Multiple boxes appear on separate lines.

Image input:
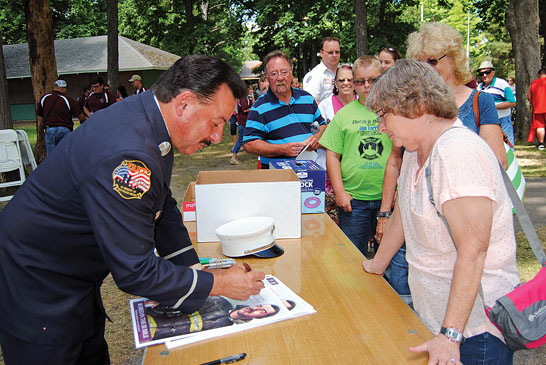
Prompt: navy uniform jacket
<box><xmin>0</xmin><ymin>91</ymin><xmax>213</xmax><ymax>345</ymax></box>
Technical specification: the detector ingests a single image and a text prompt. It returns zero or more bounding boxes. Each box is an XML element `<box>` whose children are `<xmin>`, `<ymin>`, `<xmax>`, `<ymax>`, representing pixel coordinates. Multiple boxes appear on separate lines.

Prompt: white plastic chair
<box><xmin>16</xmin><ymin>129</ymin><xmax>37</xmax><ymax>170</ymax></box>
<box><xmin>0</xmin><ymin>129</ymin><xmax>26</xmax><ymax>201</ymax></box>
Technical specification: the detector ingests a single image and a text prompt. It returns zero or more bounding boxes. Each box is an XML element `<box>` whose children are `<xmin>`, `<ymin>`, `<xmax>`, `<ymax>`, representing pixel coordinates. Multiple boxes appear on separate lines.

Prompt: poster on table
<box><xmin>129</xmin><ymin>275</ymin><xmax>316</xmax><ymax>349</ymax></box>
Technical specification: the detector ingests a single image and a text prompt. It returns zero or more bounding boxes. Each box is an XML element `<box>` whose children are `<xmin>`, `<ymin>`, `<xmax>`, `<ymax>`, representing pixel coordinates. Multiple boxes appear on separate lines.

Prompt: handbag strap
<box><xmin>425</xmin><ymin>126</ymin><xmax>546</xmax><ymax>267</ymax></box>
<box><xmin>473</xmin><ymin>91</ymin><xmax>481</xmax><ymax>129</ymax></box>
<box><xmin>472</xmin><ymin>90</ymin><xmax>515</xmax><ymax>149</ymax></box>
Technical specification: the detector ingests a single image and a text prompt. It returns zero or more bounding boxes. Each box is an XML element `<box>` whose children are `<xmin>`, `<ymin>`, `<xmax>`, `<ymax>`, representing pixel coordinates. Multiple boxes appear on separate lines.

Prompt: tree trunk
<box><xmin>538</xmin><ymin>0</ymin><xmax>546</xmax><ymax>65</ymax></box>
<box><xmin>0</xmin><ymin>33</ymin><xmax>12</xmax><ymax>130</ymax></box>
<box><xmin>24</xmin><ymin>0</ymin><xmax>57</xmax><ymax>162</ymax></box>
<box><xmin>185</xmin><ymin>0</ymin><xmax>195</xmax><ymax>53</ymax></box>
<box><xmin>354</xmin><ymin>0</ymin><xmax>368</xmax><ymax>57</ymax></box>
<box><xmin>107</xmin><ymin>0</ymin><xmax>119</xmax><ymax>93</ymax></box>
<box><xmin>506</xmin><ymin>0</ymin><xmax>540</xmax><ymax>142</ymax></box>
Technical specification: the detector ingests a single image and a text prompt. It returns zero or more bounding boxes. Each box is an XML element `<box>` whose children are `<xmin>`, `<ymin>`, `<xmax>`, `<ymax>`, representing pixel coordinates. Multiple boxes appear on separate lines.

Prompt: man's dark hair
<box><xmin>82</xmin><ymin>84</ymin><xmax>91</xmax><ymax>93</ymax></box>
<box><xmin>263</xmin><ymin>50</ymin><xmax>292</xmax><ymax>72</ymax></box>
<box><xmin>151</xmin><ymin>55</ymin><xmax>247</xmax><ymax>103</ymax></box>
<box><xmin>538</xmin><ymin>68</ymin><xmax>546</xmax><ymax>76</ymax></box>
<box><xmin>91</xmin><ymin>77</ymin><xmax>104</xmax><ymax>86</ymax></box>
<box><xmin>321</xmin><ymin>37</ymin><xmax>340</xmax><ymax>50</ymax></box>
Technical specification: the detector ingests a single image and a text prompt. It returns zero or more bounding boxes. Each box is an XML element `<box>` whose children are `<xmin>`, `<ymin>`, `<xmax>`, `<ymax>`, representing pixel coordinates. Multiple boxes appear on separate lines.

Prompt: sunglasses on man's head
<box><xmin>426</xmin><ymin>55</ymin><xmax>446</xmax><ymax>67</ymax></box>
<box><xmin>478</xmin><ymin>69</ymin><xmax>493</xmax><ymax>76</ymax></box>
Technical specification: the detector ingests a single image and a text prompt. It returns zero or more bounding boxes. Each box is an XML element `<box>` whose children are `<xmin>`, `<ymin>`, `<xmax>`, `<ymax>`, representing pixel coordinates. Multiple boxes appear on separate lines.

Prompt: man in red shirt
<box><xmin>527</xmin><ymin>68</ymin><xmax>546</xmax><ymax>150</ymax></box>
<box><xmin>37</xmin><ymin>80</ymin><xmax>87</xmax><ymax>155</ymax></box>
<box><xmin>84</xmin><ymin>76</ymin><xmax>116</xmax><ymax>115</ymax></box>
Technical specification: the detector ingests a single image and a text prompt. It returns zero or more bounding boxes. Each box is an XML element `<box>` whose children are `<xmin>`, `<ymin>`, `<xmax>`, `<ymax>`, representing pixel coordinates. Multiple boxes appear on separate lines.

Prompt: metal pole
<box><xmin>467</xmin><ymin>8</ymin><xmax>470</xmax><ymax>68</ymax></box>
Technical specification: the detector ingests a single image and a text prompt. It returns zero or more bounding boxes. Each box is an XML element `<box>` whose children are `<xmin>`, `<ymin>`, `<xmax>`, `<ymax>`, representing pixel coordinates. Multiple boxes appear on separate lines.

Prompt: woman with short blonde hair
<box><xmin>365</xmin><ymin>59</ymin><xmax>520</xmax><ymax>364</ymax></box>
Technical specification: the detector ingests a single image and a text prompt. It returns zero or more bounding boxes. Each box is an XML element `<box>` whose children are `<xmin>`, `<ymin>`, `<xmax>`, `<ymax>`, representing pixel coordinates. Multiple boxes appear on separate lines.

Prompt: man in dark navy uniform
<box><xmin>0</xmin><ymin>55</ymin><xmax>264</xmax><ymax>364</ymax></box>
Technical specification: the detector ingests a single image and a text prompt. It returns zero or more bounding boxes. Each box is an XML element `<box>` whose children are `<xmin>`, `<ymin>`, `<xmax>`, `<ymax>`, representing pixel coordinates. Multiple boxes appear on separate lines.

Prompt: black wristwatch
<box><xmin>376</xmin><ymin>211</ymin><xmax>392</xmax><ymax>220</ymax></box>
<box><xmin>440</xmin><ymin>327</ymin><xmax>465</xmax><ymax>344</ymax></box>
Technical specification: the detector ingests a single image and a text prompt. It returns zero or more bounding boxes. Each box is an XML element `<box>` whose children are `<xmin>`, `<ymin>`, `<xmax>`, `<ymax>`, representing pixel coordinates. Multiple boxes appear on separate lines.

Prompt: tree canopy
<box><xmin>0</xmin><ymin>0</ymin><xmax>526</xmax><ymax>77</ymax></box>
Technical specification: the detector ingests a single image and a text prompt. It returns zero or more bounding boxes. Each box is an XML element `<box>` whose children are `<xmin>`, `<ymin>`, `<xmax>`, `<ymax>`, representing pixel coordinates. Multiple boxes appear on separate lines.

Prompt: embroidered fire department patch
<box><xmin>113</xmin><ymin>160</ymin><xmax>151</xmax><ymax>199</ymax></box>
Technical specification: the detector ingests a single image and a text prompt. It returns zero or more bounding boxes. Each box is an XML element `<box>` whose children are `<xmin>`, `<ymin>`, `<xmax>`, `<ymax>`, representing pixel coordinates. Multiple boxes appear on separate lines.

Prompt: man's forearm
<box><xmin>244</xmin><ymin>140</ymin><xmax>285</xmax><ymax>157</ymax></box>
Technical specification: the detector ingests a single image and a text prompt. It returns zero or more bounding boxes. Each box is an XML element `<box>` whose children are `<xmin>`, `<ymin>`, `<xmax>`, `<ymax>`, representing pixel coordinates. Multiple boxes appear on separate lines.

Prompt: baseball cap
<box><xmin>128</xmin><ymin>74</ymin><xmax>142</xmax><ymax>82</ymax></box>
<box><xmin>54</xmin><ymin>80</ymin><xmax>67</xmax><ymax>87</ymax></box>
<box><xmin>477</xmin><ymin>61</ymin><xmax>495</xmax><ymax>72</ymax></box>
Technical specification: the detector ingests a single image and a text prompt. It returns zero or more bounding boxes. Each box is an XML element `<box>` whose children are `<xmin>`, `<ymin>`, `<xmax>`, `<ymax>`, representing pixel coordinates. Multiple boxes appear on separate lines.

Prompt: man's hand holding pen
<box><xmin>208</xmin><ymin>263</ymin><xmax>265</xmax><ymax>301</ymax></box>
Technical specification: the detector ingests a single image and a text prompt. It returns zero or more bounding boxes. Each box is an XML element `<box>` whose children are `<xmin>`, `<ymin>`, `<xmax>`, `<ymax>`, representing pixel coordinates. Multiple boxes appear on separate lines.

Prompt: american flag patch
<box><xmin>113</xmin><ymin>160</ymin><xmax>151</xmax><ymax>199</ymax></box>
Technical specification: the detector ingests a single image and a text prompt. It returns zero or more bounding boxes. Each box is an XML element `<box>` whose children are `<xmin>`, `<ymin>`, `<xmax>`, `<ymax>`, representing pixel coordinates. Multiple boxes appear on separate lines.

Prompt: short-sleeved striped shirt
<box><xmin>243</xmin><ymin>87</ymin><xmax>325</xmax><ymax>166</ymax></box>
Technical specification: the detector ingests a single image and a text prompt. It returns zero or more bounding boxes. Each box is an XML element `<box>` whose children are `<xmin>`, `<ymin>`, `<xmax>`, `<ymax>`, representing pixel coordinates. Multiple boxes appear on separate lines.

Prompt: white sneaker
<box><xmin>230</xmin><ymin>158</ymin><xmax>242</xmax><ymax>165</ymax></box>
<box><xmin>538</xmin><ymin>144</ymin><xmax>545</xmax><ymax>150</ymax></box>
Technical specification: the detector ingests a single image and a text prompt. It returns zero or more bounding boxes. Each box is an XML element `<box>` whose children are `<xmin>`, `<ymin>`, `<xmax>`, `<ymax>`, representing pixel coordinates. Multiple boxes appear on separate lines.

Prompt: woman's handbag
<box><xmin>483</xmin><ymin>161</ymin><xmax>546</xmax><ymax>351</ymax></box>
<box><xmin>425</xmin><ymin>126</ymin><xmax>546</xmax><ymax>351</ymax></box>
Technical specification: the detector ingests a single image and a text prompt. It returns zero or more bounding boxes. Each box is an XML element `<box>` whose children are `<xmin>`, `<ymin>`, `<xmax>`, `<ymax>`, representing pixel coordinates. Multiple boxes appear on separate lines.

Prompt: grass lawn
<box><xmin>1</xmin><ymin>123</ymin><xmax>545</xmax><ymax>364</ymax></box>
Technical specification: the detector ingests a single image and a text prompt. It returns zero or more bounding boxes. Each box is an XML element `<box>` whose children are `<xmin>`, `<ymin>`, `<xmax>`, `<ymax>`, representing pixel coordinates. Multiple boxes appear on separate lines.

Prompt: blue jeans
<box><xmin>232</xmin><ymin>124</ymin><xmax>245</xmax><ymax>154</ymax></box>
<box><xmin>384</xmin><ymin>243</ymin><xmax>412</xmax><ymax>306</ymax></box>
<box><xmin>460</xmin><ymin>332</ymin><xmax>514</xmax><ymax>365</ymax></box>
<box><xmin>499</xmin><ymin>115</ymin><xmax>515</xmax><ymax>148</ymax></box>
<box><xmin>338</xmin><ymin>199</ymin><xmax>381</xmax><ymax>257</ymax></box>
<box><xmin>45</xmin><ymin>126</ymin><xmax>70</xmax><ymax>155</ymax></box>
<box><xmin>229</xmin><ymin>115</ymin><xmax>237</xmax><ymax>136</ymax></box>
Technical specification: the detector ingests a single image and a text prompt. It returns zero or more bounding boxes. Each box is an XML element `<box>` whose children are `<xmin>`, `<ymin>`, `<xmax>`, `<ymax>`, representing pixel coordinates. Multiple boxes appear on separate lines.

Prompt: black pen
<box><xmin>200</xmin><ymin>353</ymin><xmax>246</xmax><ymax>365</ymax></box>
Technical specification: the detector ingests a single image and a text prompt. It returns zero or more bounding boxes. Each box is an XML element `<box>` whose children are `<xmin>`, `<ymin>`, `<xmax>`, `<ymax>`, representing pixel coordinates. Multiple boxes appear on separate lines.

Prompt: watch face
<box><xmin>441</xmin><ymin>327</ymin><xmax>464</xmax><ymax>343</ymax></box>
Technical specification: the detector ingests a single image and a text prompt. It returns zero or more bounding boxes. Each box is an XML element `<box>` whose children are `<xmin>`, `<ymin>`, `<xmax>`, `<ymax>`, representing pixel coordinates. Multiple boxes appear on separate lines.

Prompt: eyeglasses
<box><xmin>336</xmin><ymin>78</ymin><xmax>353</xmax><ymax>83</ymax></box>
<box><xmin>426</xmin><ymin>54</ymin><xmax>447</xmax><ymax>67</ymax></box>
<box><xmin>478</xmin><ymin>69</ymin><xmax>493</xmax><ymax>76</ymax></box>
<box><xmin>382</xmin><ymin>46</ymin><xmax>397</xmax><ymax>53</ymax></box>
<box><xmin>268</xmin><ymin>70</ymin><xmax>291</xmax><ymax>79</ymax></box>
<box><xmin>91</xmin><ymin>84</ymin><xmax>101</xmax><ymax>89</ymax></box>
<box><xmin>354</xmin><ymin>78</ymin><xmax>377</xmax><ymax>86</ymax></box>
<box><xmin>322</xmin><ymin>50</ymin><xmax>341</xmax><ymax>56</ymax></box>
<box><xmin>375</xmin><ymin>108</ymin><xmax>386</xmax><ymax>122</ymax></box>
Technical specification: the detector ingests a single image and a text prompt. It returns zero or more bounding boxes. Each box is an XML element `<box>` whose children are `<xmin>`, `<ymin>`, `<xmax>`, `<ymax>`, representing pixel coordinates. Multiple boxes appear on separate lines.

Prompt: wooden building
<box><xmin>3</xmin><ymin>35</ymin><xmax>180</xmax><ymax>121</ymax></box>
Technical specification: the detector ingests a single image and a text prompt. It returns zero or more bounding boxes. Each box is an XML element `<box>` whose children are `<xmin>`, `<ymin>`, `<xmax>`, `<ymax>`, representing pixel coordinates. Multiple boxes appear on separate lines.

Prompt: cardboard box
<box><xmin>194</xmin><ymin>170</ymin><xmax>301</xmax><ymax>242</ymax></box>
<box><xmin>270</xmin><ymin>160</ymin><xmax>326</xmax><ymax>214</ymax></box>
<box><xmin>182</xmin><ymin>182</ymin><xmax>196</xmax><ymax>222</ymax></box>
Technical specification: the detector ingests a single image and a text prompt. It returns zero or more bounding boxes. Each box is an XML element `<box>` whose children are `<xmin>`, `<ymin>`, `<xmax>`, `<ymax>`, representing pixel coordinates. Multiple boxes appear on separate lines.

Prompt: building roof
<box><xmin>239</xmin><ymin>60</ymin><xmax>263</xmax><ymax>80</ymax></box>
<box><xmin>3</xmin><ymin>35</ymin><xmax>180</xmax><ymax>79</ymax></box>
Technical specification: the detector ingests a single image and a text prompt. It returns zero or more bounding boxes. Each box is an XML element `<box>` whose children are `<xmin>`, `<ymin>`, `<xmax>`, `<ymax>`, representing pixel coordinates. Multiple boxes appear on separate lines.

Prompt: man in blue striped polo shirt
<box><xmin>477</xmin><ymin>60</ymin><xmax>516</xmax><ymax>147</ymax></box>
<box><xmin>243</xmin><ymin>50</ymin><xmax>326</xmax><ymax>169</ymax></box>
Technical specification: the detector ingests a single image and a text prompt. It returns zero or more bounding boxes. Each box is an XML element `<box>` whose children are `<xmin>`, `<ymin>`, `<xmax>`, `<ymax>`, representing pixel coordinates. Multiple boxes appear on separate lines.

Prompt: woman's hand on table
<box><xmin>361</xmin><ymin>259</ymin><xmax>385</xmax><ymax>276</ymax></box>
<box><xmin>409</xmin><ymin>334</ymin><xmax>461</xmax><ymax>365</ymax></box>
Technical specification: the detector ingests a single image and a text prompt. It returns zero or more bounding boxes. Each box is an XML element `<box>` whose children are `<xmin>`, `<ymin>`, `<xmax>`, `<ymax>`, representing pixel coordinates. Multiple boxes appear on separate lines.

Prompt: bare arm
<box><xmin>244</xmin><ymin>139</ymin><xmax>306</xmax><ymax>158</ymax></box>
<box><xmin>326</xmin><ymin>149</ymin><xmax>352</xmax><ymax>212</ymax></box>
<box><xmin>84</xmin><ymin>106</ymin><xmax>91</xmax><ymax>118</ymax></box>
<box><xmin>362</xmin><ymin>201</ymin><xmax>405</xmax><ymax>274</ymax></box>
<box><xmin>409</xmin><ymin>196</ymin><xmax>492</xmax><ymax>363</ymax></box>
<box><xmin>479</xmin><ymin>124</ymin><xmax>508</xmax><ymax>169</ymax></box>
<box><xmin>207</xmin><ymin>263</ymin><xmax>266</xmax><ymax>300</ymax></box>
<box><xmin>375</xmin><ymin>146</ymin><xmax>404</xmax><ymax>243</ymax></box>
<box><xmin>496</xmin><ymin>101</ymin><xmax>516</xmax><ymax>110</ymax></box>
<box><xmin>304</xmin><ymin>124</ymin><xmax>327</xmax><ymax>151</ymax></box>
<box><xmin>77</xmin><ymin>112</ymin><xmax>88</xmax><ymax>123</ymax></box>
